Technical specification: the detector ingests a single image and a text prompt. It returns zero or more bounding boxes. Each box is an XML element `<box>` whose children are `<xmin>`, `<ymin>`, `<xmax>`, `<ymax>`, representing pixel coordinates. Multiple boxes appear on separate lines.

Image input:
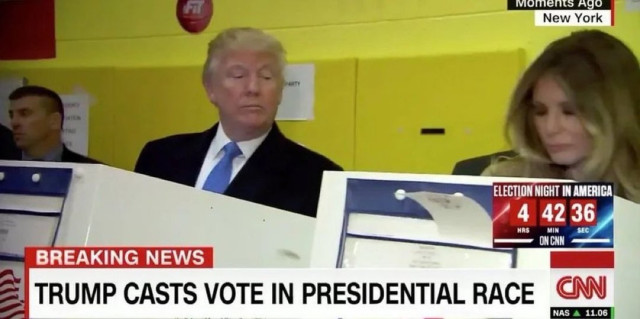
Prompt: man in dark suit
<box><xmin>135</xmin><ymin>27</ymin><xmax>342</xmax><ymax>218</ymax></box>
<box><xmin>452</xmin><ymin>150</ymin><xmax>517</xmax><ymax>176</ymax></box>
<box><xmin>0</xmin><ymin>123</ymin><xmax>19</xmax><ymax>160</ymax></box>
<box><xmin>8</xmin><ymin>85</ymin><xmax>100</xmax><ymax>164</ymax></box>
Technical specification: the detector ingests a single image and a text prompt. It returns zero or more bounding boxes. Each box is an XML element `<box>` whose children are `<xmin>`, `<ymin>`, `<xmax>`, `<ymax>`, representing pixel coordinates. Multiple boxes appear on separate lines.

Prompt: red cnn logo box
<box><xmin>550</xmin><ymin>251</ymin><xmax>614</xmax><ymax>308</ymax></box>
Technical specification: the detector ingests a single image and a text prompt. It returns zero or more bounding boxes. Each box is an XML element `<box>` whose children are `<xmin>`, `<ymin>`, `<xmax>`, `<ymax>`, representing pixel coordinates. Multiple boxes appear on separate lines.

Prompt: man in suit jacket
<box><xmin>135</xmin><ymin>27</ymin><xmax>342</xmax><ymax>218</ymax></box>
<box><xmin>0</xmin><ymin>123</ymin><xmax>19</xmax><ymax>160</ymax></box>
<box><xmin>8</xmin><ymin>85</ymin><xmax>100</xmax><ymax>164</ymax></box>
<box><xmin>452</xmin><ymin>150</ymin><xmax>517</xmax><ymax>176</ymax></box>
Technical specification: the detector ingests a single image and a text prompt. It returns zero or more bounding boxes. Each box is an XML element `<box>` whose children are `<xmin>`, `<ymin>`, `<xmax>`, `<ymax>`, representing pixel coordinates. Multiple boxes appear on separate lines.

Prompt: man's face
<box><xmin>204</xmin><ymin>50</ymin><xmax>283</xmax><ymax>138</ymax></box>
<box><xmin>9</xmin><ymin>96</ymin><xmax>60</xmax><ymax>149</ymax></box>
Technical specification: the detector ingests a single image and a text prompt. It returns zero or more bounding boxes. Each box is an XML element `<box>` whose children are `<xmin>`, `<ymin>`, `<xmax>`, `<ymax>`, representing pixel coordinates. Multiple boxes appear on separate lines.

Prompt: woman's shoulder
<box><xmin>482</xmin><ymin>154</ymin><xmax>527</xmax><ymax>177</ymax></box>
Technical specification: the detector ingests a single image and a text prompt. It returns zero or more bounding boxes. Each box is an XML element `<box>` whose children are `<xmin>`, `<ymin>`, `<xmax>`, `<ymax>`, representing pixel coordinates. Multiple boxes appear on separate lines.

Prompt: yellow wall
<box><xmin>354</xmin><ymin>50</ymin><xmax>524</xmax><ymax>174</ymax></box>
<box><xmin>1</xmin><ymin>0</ymin><xmax>638</xmax><ymax>172</ymax></box>
<box><xmin>0</xmin><ymin>61</ymin><xmax>358</xmax><ymax>171</ymax></box>
<box><xmin>2</xmin><ymin>0</ymin><xmax>637</xmax><ymax>69</ymax></box>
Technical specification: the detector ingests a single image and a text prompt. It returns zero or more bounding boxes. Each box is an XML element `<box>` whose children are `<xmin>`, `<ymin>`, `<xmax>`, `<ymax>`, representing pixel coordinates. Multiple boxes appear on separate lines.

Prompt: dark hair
<box><xmin>9</xmin><ymin>85</ymin><xmax>64</xmax><ymax>127</ymax></box>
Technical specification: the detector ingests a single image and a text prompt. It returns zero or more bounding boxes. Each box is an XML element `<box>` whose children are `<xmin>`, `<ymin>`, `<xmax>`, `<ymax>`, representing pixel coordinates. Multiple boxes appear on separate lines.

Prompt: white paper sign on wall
<box><xmin>276</xmin><ymin>64</ymin><xmax>315</xmax><ymax>121</ymax></box>
<box><xmin>60</xmin><ymin>94</ymin><xmax>90</xmax><ymax>156</ymax></box>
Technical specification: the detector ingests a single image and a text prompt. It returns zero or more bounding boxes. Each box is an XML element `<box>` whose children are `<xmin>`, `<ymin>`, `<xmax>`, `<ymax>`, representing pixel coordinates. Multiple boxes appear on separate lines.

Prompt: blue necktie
<box><xmin>202</xmin><ymin>142</ymin><xmax>242</xmax><ymax>194</ymax></box>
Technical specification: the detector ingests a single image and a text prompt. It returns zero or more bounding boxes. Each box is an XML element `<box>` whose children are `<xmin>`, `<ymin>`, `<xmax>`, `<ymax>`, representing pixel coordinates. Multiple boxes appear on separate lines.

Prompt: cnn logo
<box><xmin>556</xmin><ymin>275</ymin><xmax>606</xmax><ymax>299</ymax></box>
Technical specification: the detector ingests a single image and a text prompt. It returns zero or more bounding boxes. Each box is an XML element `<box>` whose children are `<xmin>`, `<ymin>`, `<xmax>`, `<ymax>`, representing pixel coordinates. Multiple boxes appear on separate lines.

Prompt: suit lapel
<box><xmin>225</xmin><ymin>124</ymin><xmax>291</xmax><ymax>201</ymax></box>
<box><xmin>173</xmin><ymin>125</ymin><xmax>218</xmax><ymax>186</ymax></box>
<box><xmin>61</xmin><ymin>146</ymin><xmax>83</xmax><ymax>162</ymax></box>
<box><xmin>61</xmin><ymin>146</ymin><xmax>73</xmax><ymax>162</ymax></box>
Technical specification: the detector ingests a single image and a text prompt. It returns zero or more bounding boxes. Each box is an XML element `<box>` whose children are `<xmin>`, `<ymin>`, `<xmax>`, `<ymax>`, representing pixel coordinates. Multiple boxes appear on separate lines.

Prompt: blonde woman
<box><xmin>485</xmin><ymin>30</ymin><xmax>640</xmax><ymax>203</ymax></box>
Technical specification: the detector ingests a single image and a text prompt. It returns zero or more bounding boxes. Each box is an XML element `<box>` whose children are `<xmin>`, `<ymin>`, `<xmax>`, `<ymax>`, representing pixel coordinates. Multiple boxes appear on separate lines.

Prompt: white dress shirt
<box><xmin>195</xmin><ymin>124</ymin><xmax>270</xmax><ymax>190</ymax></box>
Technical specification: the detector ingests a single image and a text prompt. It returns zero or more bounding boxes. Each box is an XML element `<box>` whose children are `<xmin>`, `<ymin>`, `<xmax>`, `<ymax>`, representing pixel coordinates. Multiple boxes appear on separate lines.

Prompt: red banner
<box><xmin>0</xmin><ymin>0</ymin><xmax>55</xmax><ymax>60</ymax></box>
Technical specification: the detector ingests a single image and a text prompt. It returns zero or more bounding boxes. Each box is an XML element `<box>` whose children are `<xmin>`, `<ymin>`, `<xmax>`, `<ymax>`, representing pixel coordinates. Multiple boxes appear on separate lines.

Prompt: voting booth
<box><xmin>0</xmin><ymin>161</ymin><xmax>315</xmax><ymax>306</ymax></box>
<box><xmin>311</xmin><ymin>171</ymin><xmax>640</xmax><ymax>318</ymax></box>
<box><xmin>2</xmin><ymin>162</ymin><xmax>638</xmax><ymax>317</ymax></box>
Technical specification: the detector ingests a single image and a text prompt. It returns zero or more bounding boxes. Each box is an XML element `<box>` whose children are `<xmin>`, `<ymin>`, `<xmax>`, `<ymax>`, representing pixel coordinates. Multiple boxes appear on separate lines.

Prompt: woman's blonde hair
<box><xmin>486</xmin><ymin>30</ymin><xmax>640</xmax><ymax>203</ymax></box>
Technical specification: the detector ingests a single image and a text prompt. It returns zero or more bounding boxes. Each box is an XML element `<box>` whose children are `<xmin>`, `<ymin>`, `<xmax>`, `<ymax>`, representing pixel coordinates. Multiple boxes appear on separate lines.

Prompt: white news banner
<box><xmin>28</xmin><ymin>268</ymin><xmax>549</xmax><ymax>319</ymax></box>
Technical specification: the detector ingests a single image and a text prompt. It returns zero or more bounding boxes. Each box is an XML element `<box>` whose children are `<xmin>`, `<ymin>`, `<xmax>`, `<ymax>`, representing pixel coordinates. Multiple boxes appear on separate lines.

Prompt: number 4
<box><xmin>541</xmin><ymin>204</ymin><xmax>553</xmax><ymax>222</ymax></box>
<box><xmin>518</xmin><ymin>205</ymin><xmax>529</xmax><ymax>223</ymax></box>
<box><xmin>508</xmin><ymin>199</ymin><xmax>537</xmax><ymax>227</ymax></box>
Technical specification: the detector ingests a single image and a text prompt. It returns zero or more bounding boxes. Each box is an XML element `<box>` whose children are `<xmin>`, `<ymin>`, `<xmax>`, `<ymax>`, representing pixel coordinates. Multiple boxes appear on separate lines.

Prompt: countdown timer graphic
<box><xmin>492</xmin><ymin>182</ymin><xmax>613</xmax><ymax>249</ymax></box>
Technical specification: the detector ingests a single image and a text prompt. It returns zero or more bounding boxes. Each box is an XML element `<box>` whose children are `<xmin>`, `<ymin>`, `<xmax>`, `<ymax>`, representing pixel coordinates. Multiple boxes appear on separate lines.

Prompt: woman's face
<box><xmin>531</xmin><ymin>74</ymin><xmax>592</xmax><ymax>168</ymax></box>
